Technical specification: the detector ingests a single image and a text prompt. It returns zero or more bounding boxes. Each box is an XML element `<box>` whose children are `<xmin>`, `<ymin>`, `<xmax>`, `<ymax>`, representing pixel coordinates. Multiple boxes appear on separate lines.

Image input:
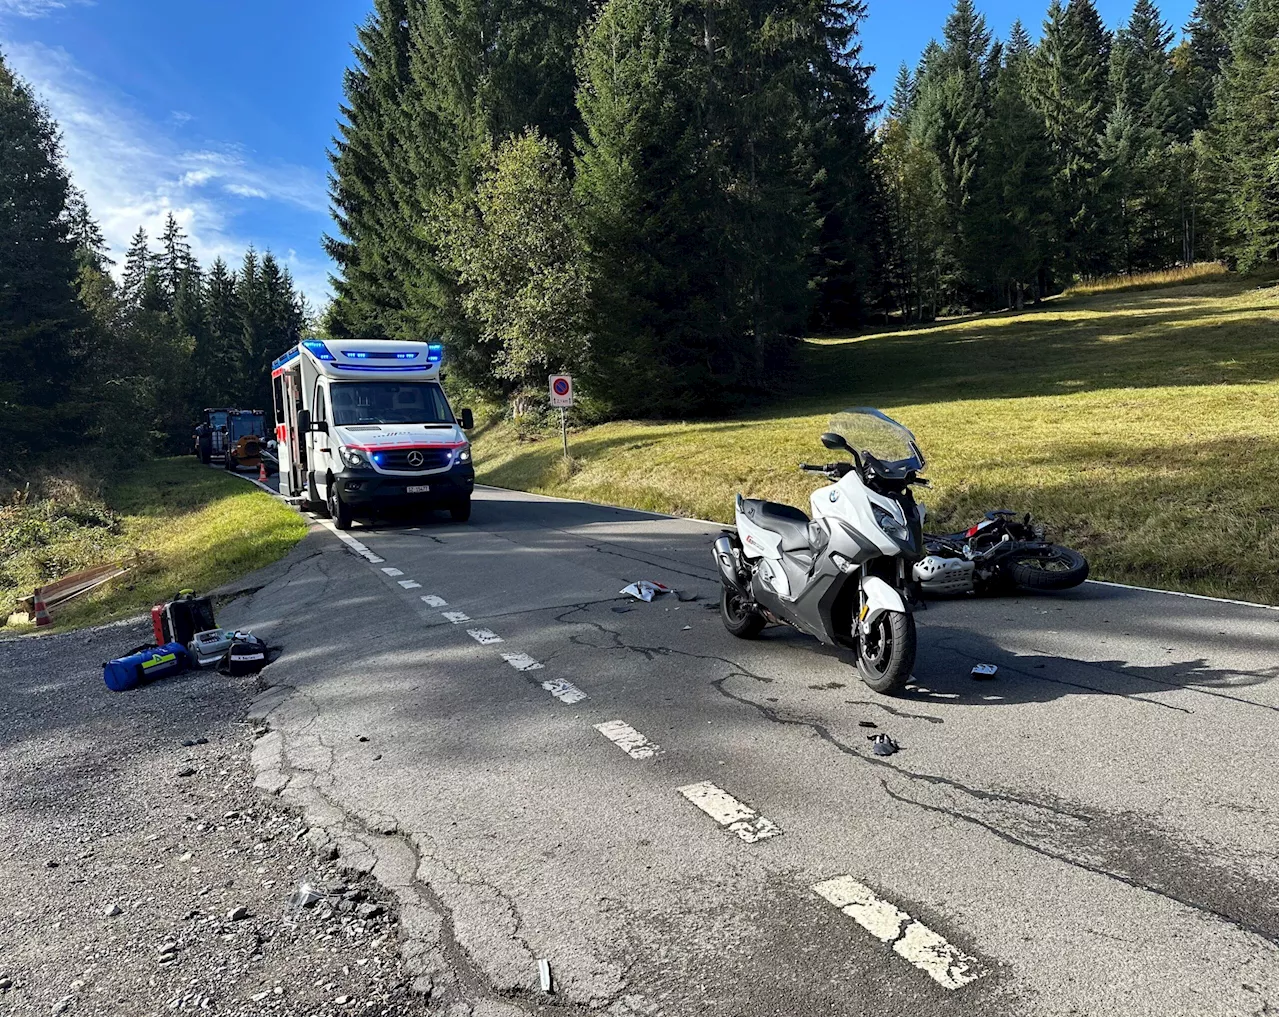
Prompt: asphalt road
<box><xmin>221</xmin><ymin>485</ymin><xmax>1279</xmax><ymax>1017</ymax></box>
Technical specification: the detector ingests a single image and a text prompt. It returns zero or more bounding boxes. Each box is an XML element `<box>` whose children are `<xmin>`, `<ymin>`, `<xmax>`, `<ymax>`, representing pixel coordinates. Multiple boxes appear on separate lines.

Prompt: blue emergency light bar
<box><xmin>426</xmin><ymin>343</ymin><xmax>443</xmax><ymax>363</ymax></box>
<box><xmin>302</xmin><ymin>339</ymin><xmax>335</xmax><ymax>361</ymax></box>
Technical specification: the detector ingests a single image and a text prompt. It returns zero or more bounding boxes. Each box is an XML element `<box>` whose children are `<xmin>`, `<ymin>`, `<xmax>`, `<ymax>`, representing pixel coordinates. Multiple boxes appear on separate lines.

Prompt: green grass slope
<box><xmin>476</xmin><ymin>276</ymin><xmax>1279</xmax><ymax>603</ymax></box>
<box><xmin>2</xmin><ymin>459</ymin><xmax>308</xmax><ymax>633</ymax></box>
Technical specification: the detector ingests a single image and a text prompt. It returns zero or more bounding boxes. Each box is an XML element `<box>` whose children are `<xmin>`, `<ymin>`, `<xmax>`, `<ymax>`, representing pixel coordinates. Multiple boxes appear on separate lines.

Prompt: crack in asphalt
<box><xmin>581</xmin><ymin>542</ymin><xmax>719</xmax><ymax>584</ymax></box>
<box><xmin>881</xmin><ymin>781</ymin><xmax>1278</xmax><ymax>945</ymax></box>
<box><xmin>555</xmin><ymin>603</ymin><xmax>1278</xmax><ymax>945</ymax></box>
<box><xmin>842</xmin><ymin>700</ymin><xmax>945</xmax><ymax>723</ymax></box>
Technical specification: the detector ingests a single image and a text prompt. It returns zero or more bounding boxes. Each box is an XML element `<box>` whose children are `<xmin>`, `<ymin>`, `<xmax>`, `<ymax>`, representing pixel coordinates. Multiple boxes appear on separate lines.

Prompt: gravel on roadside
<box><xmin>0</xmin><ymin>615</ymin><xmax>432</xmax><ymax>1017</ymax></box>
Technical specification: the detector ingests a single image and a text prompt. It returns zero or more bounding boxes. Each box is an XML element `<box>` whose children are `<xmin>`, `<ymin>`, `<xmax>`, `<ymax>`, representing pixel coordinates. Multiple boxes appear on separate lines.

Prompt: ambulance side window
<box><xmin>272</xmin><ymin>375</ymin><xmax>285</xmax><ymax>423</ymax></box>
<box><xmin>313</xmin><ymin>384</ymin><xmax>327</xmax><ymax>424</ymax></box>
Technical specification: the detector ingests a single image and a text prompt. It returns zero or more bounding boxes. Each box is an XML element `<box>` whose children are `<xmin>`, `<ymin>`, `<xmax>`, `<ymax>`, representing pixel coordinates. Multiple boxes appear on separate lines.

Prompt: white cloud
<box><xmin>0</xmin><ymin>0</ymin><xmax>88</xmax><ymax>17</ymax></box>
<box><xmin>3</xmin><ymin>39</ymin><xmax>333</xmax><ymax>303</ymax></box>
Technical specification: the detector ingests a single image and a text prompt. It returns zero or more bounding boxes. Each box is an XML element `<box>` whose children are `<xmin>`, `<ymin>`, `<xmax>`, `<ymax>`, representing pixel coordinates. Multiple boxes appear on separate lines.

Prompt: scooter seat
<box><xmin>740</xmin><ymin>499</ymin><xmax>811</xmax><ymax>552</ymax></box>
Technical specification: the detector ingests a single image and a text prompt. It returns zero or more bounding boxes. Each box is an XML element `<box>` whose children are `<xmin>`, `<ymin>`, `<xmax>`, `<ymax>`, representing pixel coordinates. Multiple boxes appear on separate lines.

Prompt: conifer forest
<box><xmin>2</xmin><ymin>0</ymin><xmax>1276</xmax><ymax>468</ymax></box>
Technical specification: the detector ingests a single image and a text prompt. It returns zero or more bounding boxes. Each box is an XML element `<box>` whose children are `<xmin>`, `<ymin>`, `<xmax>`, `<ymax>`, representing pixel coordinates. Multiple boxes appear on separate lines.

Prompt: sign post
<box><xmin>548</xmin><ymin>374</ymin><xmax>574</xmax><ymax>458</ymax></box>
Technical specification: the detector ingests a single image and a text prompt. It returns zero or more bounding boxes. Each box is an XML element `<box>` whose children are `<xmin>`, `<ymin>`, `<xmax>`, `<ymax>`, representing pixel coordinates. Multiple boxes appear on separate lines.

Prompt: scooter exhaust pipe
<box><xmin>713</xmin><ymin>534</ymin><xmax>750</xmax><ymax>597</ymax></box>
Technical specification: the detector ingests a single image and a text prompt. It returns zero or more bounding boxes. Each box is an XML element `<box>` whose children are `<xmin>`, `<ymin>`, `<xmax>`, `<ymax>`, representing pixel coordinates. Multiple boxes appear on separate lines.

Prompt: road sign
<box><xmin>549</xmin><ymin>374</ymin><xmax>574</xmax><ymax>408</ymax></box>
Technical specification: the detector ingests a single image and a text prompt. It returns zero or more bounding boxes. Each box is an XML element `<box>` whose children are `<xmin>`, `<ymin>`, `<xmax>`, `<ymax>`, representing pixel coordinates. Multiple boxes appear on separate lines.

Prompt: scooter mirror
<box><xmin>820</xmin><ymin>432</ymin><xmax>852</xmax><ymax>453</ymax></box>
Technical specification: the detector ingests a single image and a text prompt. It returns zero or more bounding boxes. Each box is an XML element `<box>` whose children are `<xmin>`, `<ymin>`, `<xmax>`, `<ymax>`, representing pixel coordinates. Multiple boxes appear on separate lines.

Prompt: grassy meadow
<box><xmin>476</xmin><ymin>274</ymin><xmax>1279</xmax><ymax>603</ymax></box>
<box><xmin>2</xmin><ymin>459</ymin><xmax>308</xmax><ymax>633</ymax></box>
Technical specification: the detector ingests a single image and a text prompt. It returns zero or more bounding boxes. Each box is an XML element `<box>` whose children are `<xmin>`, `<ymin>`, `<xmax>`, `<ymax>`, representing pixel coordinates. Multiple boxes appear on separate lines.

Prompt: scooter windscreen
<box><xmin>828</xmin><ymin>408</ymin><xmax>925</xmax><ymax>477</ymax></box>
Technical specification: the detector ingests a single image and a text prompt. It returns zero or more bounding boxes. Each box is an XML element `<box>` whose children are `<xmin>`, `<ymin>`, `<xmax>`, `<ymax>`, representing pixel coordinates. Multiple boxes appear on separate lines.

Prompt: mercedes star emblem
<box><xmin>407</xmin><ymin>450</ymin><xmax>424</xmax><ymax>467</ymax></box>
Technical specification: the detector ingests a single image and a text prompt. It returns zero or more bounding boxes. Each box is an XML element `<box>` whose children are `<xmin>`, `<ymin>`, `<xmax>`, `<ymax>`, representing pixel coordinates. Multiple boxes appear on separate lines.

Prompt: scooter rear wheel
<box><xmin>857</xmin><ymin>611</ymin><xmax>916</xmax><ymax>693</ymax></box>
<box><xmin>720</xmin><ymin>584</ymin><xmax>765</xmax><ymax>639</ymax></box>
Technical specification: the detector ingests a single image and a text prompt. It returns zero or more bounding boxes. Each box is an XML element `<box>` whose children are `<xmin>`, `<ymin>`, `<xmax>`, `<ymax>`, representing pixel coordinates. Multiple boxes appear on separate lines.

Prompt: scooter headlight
<box><xmin>339</xmin><ymin>446</ymin><xmax>368</xmax><ymax>468</ymax></box>
<box><xmin>872</xmin><ymin>504</ymin><xmax>910</xmax><ymax>542</ymax></box>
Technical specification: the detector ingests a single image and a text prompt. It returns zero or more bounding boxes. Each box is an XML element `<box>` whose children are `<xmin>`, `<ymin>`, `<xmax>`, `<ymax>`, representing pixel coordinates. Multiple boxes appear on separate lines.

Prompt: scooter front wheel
<box><xmin>857</xmin><ymin>611</ymin><xmax>916</xmax><ymax>693</ymax></box>
<box><xmin>720</xmin><ymin>584</ymin><xmax>765</xmax><ymax>639</ymax></box>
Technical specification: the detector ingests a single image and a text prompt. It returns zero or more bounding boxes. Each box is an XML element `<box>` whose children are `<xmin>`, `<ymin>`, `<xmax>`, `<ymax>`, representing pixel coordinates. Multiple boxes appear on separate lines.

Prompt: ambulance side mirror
<box><xmin>458</xmin><ymin>408</ymin><xmax>474</xmax><ymax>430</ymax></box>
<box><xmin>296</xmin><ymin>409</ymin><xmax>310</xmax><ymax>435</ymax></box>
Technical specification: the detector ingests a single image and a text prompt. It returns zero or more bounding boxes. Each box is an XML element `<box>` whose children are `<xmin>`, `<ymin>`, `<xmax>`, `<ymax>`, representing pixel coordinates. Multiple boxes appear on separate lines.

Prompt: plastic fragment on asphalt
<box><xmin>971</xmin><ymin>663</ymin><xmax>998</xmax><ymax>679</ymax></box>
<box><xmin>538</xmin><ymin>958</ymin><xmax>552</xmax><ymax>993</ymax></box>
<box><xmin>619</xmin><ymin>580</ymin><xmax>673</xmax><ymax>602</ymax></box>
<box><xmin>858</xmin><ymin>721</ymin><xmax>877</xmax><ymax>728</ymax></box>
<box><xmin>869</xmin><ymin>734</ymin><xmax>899</xmax><ymax>756</ymax></box>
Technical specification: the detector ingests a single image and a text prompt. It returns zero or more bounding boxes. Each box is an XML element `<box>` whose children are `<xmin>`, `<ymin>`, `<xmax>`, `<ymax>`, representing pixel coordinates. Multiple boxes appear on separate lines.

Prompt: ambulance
<box><xmin>270</xmin><ymin>338</ymin><xmax>475</xmax><ymax>528</ymax></box>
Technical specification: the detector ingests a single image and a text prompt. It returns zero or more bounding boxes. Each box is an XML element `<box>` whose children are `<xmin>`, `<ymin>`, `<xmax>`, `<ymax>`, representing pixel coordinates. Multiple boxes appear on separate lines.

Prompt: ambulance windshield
<box><xmin>330</xmin><ymin>382</ymin><xmax>453</xmax><ymax>425</ymax></box>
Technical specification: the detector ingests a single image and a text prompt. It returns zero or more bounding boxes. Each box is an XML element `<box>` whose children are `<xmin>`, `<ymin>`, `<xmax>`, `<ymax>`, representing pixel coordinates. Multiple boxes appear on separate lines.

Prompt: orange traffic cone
<box><xmin>33</xmin><ymin>588</ymin><xmax>51</xmax><ymax>626</ymax></box>
<box><xmin>258</xmin><ymin>461</ymin><xmax>268</xmax><ymax>484</ymax></box>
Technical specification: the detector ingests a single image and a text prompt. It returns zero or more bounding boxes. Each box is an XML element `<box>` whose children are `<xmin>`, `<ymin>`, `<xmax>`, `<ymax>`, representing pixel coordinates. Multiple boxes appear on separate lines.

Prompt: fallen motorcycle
<box><xmin>915</xmin><ymin>510</ymin><xmax>1089</xmax><ymax>595</ymax></box>
<box><xmin>714</xmin><ymin>408</ymin><xmax>927</xmax><ymax>694</ymax></box>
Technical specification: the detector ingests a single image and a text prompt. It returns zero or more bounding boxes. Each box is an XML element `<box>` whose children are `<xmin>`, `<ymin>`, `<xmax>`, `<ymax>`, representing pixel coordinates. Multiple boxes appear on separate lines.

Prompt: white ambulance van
<box><xmin>270</xmin><ymin>338</ymin><xmax>475</xmax><ymax>528</ymax></box>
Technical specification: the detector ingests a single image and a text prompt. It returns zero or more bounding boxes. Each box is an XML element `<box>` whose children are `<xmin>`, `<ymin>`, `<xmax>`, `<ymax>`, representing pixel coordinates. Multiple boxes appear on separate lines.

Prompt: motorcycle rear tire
<box><xmin>857</xmin><ymin>611</ymin><xmax>916</xmax><ymax>694</ymax></box>
<box><xmin>1008</xmin><ymin>545</ymin><xmax>1089</xmax><ymax>591</ymax></box>
<box><xmin>720</xmin><ymin>584</ymin><xmax>765</xmax><ymax>639</ymax></box>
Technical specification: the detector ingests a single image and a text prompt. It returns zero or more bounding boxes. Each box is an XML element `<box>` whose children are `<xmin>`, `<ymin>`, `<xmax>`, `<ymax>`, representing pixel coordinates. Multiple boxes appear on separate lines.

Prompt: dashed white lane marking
<box><xmin>811</xmin><ymin>876</ymin><xmax>986</xmax><ymax>990</ymax></box>
<box><xmin>501</xmin><ymin>652</ymin><xmax>544</xmax><ymax>672</ymax></box>
<box><xmin>442</xmin><ymin>611</ymin><xmax>470</xmax><ymax>624</ymax></box>
<box><xmin>398</xmin><ymin>580</ymin><xmax>422</xmax><ymax>589</ymax></box>
<box><xmin>677</xmin><ymin>781</ymin><xmax>781</xmax><ymax>843</ymax></box>
<box><xmin>541</xmin><ymin>678</ymin><xmax>587</xmax><ymax>704</ymax></box>
<box><xmin>420</xmin><ymin>595</ymin><xmax>448</xmax><ymax>608</ymax></box>
<box><xmin>381</xmin><ymin>567</ymin><xmax>403</xmax><ymax>576</ymax></box>
<box><xmin>467</xmin><ymin>628</ymin><xmax>503</xmax><ymax>645</ymax></box>
<box><xmin>330</xmin><ymin>529</ymin><xmax>383</xmax><ymax>563</ymax></box>
<box><xmin>594</xmin><ymin>720</ymin><xmax>661</xmax><ymax>759</ymax></box>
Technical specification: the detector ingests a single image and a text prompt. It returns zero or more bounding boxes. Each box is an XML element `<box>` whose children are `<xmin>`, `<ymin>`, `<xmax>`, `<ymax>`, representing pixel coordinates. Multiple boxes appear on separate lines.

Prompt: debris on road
<box><xmin>619</xmin><ymin>580</ymin><xmax>673</xmax><ymax>602</ymax></box>
<box><xmin>538</xmin><ymin>958</ymin><xmax>553</xmax><ymax>993</ymax></box>
<box><xmin>971</xmin><ymin>663</ymin><xmax>998</xmax><ymax>679</ymax></box>
<box><xmin>869</xmin><ymin>734</ymin><xmax>899</xmax><ymax>756</ymax></box>
<box><xmin>857</xmin><ymin>721</ymin><xmax>877</xmax><ymax>729</ymax></box>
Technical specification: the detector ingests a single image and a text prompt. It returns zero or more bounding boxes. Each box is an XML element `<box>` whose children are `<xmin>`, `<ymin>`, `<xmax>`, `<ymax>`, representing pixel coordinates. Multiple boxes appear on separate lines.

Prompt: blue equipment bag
<box><xmin>103</xmin><ymin>642</ymin><xmax>190</xmax><ymax>692</ymax></box>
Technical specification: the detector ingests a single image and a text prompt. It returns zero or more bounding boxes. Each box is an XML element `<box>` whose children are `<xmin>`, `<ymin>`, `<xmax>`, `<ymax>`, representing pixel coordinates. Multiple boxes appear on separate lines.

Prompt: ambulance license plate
<box><xmin>406</xmin><ymin>484</ymin><xmax>431</xmax><ymax>494</ymax></box>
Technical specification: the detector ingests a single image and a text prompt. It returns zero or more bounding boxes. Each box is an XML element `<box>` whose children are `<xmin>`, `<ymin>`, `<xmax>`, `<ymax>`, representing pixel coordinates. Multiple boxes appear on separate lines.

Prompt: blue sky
<box><xmin>2</xmin><ymin>0</ymin><xmax>1197</xmax><ymax>307</ymax></box>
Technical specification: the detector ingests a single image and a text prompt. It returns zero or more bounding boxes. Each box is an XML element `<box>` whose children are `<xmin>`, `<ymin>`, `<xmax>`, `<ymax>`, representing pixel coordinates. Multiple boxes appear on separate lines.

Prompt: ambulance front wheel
<box><xmin>449</xmin><ymin>497</ymin><xmax>471</xmax><ymax>523</ymax></box>
<box><xmin>327</xmin><ymin>481</ymin><xmax>352</xmax><ymax>530</ymax></box>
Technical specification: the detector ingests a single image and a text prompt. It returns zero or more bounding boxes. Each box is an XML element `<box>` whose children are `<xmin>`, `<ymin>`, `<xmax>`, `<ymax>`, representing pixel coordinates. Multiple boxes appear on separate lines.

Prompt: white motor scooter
<box><xmin>712</xmin><ymin>408</ymin><xmax>927</xmax><ymax>693</ymax></box>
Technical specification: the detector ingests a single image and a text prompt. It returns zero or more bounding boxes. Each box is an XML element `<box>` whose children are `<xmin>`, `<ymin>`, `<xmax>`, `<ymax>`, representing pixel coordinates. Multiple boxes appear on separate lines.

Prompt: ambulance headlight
<box><xmin>455</xmin><ymin>446</ymin><xmax>471</xmax><ymax>463</ymax></box>
<box><xmin>339</xmin><ymin>447</ymin><xmax>368</xmax><ymax>468</ymax></box>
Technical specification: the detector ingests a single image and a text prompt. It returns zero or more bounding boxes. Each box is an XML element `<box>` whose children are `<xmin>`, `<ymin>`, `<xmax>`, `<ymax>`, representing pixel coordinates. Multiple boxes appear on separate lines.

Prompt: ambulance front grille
<box><xmin>377</xmin><ymin>447</ymin><xmax>452</xmax><ymax>471</ymax></box>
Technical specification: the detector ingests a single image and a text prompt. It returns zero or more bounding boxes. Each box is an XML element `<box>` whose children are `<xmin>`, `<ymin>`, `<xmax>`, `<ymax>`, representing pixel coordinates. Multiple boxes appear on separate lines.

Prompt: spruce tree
<box><xmin>1028</xmin><ymin>0</ymin><xmax>1114</xmax><ymax>278</ymax></box>
<box><xmin>160</xmin><ymin>212</ymin><xmax>195</xmax><ymax>305</ymax></box>
<box><xmin>324</xmin><ymin>0</ymin><xmax>414</xmax><ymax>337</ymax></box>
<box><xmin>121</xmin><ymin>228</ymin><xmax>152</xmax><ymax>311</ymax></box>
<box><xmin>910</xmin><ymin>0</ymin><xmax>993</xmax><ymax>305</ymax></box>
<box><xmin>1205</xmin><ymin>0</ymin><xmax>1279</xmax><ymax>268</ymax></box>
<box><xmin>1111</xmin><ymin>0</ymin><xmax>1177</xmax><ymax>135</ymax></box>
<box><xmin>0</xmin><ymin>50</ymin><xmax>87</xmax><ymax>462</ymax></box>
<box><xmin>203</xmin><ymin>258</ymin><xmax>241</xmax><ymax>404</ymax></box>
<box><xmin>1184</xmin><ymin>0</ymin><xmax>1242</xmax><ymax>129</ymax></box>
<box><xmin>971</xmin><ymin>28</ymin><xmax>1055</xmax><ymax>305</ymax></box>
<box><xmin>573</xmin><ymin>0</ymin><xmax>721</xmax><ymax>413</ymax></box>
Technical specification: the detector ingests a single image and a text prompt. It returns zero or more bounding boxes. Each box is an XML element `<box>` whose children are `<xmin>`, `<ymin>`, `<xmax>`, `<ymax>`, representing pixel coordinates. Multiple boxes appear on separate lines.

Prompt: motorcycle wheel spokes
<box><xmin>1014</xmin><ymin>550</ymin><xmax>1074</xmax><ymax>572</ymax></box>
